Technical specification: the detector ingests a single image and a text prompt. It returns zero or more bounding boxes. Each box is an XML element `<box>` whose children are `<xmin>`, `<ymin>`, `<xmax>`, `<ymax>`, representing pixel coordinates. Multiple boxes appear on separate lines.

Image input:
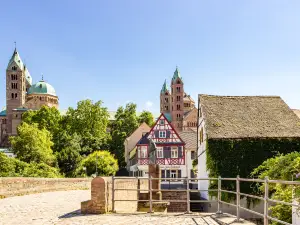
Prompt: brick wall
<box><xmin>0</xmin><ymin>177</ymin><xmax>92</xmax><ymax>198</ymax></box>
<box><xmin>162</xmin><ymin>191</ymin><xmax>187</xmax><ymax>212</ymax></box>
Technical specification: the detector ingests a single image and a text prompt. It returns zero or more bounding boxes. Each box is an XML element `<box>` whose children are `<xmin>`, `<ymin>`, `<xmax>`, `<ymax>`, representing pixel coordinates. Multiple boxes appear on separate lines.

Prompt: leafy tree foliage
<box><xmin>9</xmin><ymin>123</ymin><xmax>56</xmax><ymax>166</ymax></box>
<box><xmin>251</xmin><ymin>152</ymin><xmax>300</xmax><ymax>224</ymax></box>
<box><xmin>138</xmin><ymin>110</ymin><xmax>155</xmax><ymax>127</ymax></box>
<box><xmin>55</xmin><ymin>132</ymin><xmax>82</xmax><ymax>177</ymax></box>
<box><xmin>75</xmin><ymin>150</ymin><xmax>118</xmax><ymax>177</ymax></box>
<box><xmin>110</xmin><ymin>103</ymin><xmax>139</xmax><ymax>166</ymax></box>
<box><xmin>0</xmin><ymin>152</ymin><xmax>16</xmax><ymax>177</ymax></box>
<box><xmin>66</xmin><ymin>100</ymin><xmax>110</xmax><ymax>155</ymax></box>
<box><xmin>0</xmin><ymin>153</ymin><xmax>61</xmax><ymax>178</ymax></box>
<box><xmin>22</xmin><ymin>106</ymin><xmax>62</xmax><ymax>135</ymax></box>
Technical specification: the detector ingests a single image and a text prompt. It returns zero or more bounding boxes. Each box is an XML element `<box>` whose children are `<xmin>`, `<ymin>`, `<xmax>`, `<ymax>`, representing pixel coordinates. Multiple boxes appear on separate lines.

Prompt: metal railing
<box><xmin>111</xmin><ymin>176</ymin><xmax>300</xmax><ymax>225</ymax></box>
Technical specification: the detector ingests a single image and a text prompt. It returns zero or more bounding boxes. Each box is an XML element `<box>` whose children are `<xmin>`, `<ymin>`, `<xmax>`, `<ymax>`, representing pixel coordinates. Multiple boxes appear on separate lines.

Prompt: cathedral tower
<box><xmin>160</xmin><ymin>80</ymin><xmax>171</xmax><ymax>114</ymax></box>
<box><xmin>171</xmin><ymin>67</ymin><xmax>184</xmax><ymax>131</ymax></box>
<box><xmin>6</xmin><ymin>48</ymin><xmax>27</xmax><ymax>135</ymax></box>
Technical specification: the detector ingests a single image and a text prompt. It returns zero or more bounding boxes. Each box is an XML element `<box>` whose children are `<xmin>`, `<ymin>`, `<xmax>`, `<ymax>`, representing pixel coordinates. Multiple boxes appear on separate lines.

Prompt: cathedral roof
<box><xmin>161</xmin><ymin>80</ymin><xmax>169</xmax><ymax>93</ymax></box>
<box><xmin>24</xmin><ymin>66</ymin><xmax>32</xmax><ymax>86</ymax></box>
<box><xmin>7</xmin><ymin>48</ymin><xmax>24</xmax><ymax>70</ymax></box>
<box><xmin>172</xmin><ymin>66</ymin><xmax>183</xmax><ymax>83</ymax></box>
<box><xmin>28</xmin><ymin>80</ymin><xmax>57</xmax><ymax>96</ymax></box>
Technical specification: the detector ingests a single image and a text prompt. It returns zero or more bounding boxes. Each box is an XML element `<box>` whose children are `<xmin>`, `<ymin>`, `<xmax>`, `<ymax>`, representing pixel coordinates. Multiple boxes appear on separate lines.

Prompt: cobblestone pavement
<box><xmin>0</xmin><ymin>190</ymin><xmax>219</xmax><ymax>225</ymax></box>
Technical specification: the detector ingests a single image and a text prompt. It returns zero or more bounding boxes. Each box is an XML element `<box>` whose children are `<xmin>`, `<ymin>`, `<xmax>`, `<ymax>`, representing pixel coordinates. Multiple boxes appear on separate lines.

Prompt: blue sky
<box><xmin>1</xmin><ymin>0</ymin><xmax>300</xmax><ymax>113</ymax></box>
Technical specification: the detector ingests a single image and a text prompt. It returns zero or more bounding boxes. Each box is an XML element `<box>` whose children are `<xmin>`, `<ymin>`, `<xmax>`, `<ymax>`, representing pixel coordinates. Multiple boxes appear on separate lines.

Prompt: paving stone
<box><xmin>0</xmin><ymin>190</ymin><xmax>220</xmax><ymax>225</ymax></box>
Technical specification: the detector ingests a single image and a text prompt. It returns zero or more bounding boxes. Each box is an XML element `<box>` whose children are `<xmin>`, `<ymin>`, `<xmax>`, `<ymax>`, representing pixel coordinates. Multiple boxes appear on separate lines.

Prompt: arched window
<box><xmin>11</xmin><ymin>93</ymin><xmax>14</xmax><ymax>99</ymax></box>
<box><xmin>15</xmin><ymin>93</ymin><xmax>17</xmax><ymax>99</ymax></box>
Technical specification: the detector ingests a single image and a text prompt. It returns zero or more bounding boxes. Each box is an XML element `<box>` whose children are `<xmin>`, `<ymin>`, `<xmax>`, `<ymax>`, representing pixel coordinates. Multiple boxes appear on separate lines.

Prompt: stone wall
<box><xmin>0</xmin><ymin>177</ymin><xmax>92</xmax><ymax>198</ymax></box>
<box><xmin>162</xmin><ymin>191</ymin><xmax>187</xmax><ymax>212</ymax></box>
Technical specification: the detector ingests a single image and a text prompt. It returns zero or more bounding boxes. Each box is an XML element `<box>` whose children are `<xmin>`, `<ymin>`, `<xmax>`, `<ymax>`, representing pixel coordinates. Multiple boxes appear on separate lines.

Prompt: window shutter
<box><xmin>166</xmin><ymin>130</ymin><xmax>171</xmax><ymax>138</ymax></box>
<box><xmin>161</xmin><ymin>170</ymin><xmax>165</xmax><ymax>178</ymax></box>
<box><xmin>178</xmin><ymin>146</ymin><xmax>182</xmax><ymax>158</ymax></box>
<box><xmin>166</xmin><ymin>170</ymin><xmax>170</xmax><ymax>178</ymax></box>
<box><xmin>155</xmin><ymin>130</ymin><xmax>159</xmax><ymax>138</ymax></box>
<box><xmin>163</xmin><ymin>147</ymin><xmax>168</xmax><ymax>158</ymax></box>
<box><xmin>178</xmin><ymin>170</ymin><xmax>181</xmax><ymax>178</ymax></box>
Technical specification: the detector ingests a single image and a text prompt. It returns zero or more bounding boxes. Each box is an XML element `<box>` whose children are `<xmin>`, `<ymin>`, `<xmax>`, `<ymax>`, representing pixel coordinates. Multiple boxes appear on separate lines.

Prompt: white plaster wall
<box><xmin>197</xmin><ymin>105</ymin><xmax>209</xmax><ymax>199</ymax></box>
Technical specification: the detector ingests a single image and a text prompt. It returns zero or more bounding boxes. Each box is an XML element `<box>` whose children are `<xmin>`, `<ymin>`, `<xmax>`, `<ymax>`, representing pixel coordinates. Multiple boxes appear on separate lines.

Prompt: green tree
<box><xmin>9</xmin><ymin>123</ymin><xmax>56</xmax><ymax>166</ymax></box>
<box><xmin>22</xmin><ymin>106</ymin><xmax>62</xmax><ymax>135</ymax></box>
<box><xmin>0</xmin><ymin>153</ymin><xmax>61</xmax><ymax>178</ymax></box>
<box><xmin>138</xmin><ymin>110</ymin><xmax>155</xmax><ymax>127</ymax></box>
<box><xmin>110</xmin><ymin>103</ymin><xmax>139</xmax><ymax>166</ymax></box>
<box><xmin>0</xmin><ymin>152</ymin><xmax>16</xmax><ymax>177</ymax></box>
<box><xmin>55</xmin><ymin>132</ymin><xmax>82</xmax><ymax>177</ymax></box>
<box><xmin>66</xmin><ymin>99</ymin><xmax>110</xmax><ymax>155</ymax></box>
<box><xmin>251</xmin><ymin>152</ymin><xmax>300</xmax><ymax>224</ymax></box>
<box><xmin>75</xmin><ymin>150</ymin><xmax>118</xmax><ymax>177</ymax></box>
<box><xmin>22</xmin><ymin>162</ymin><xmax>62</xmax><ymax>178</ymax></box>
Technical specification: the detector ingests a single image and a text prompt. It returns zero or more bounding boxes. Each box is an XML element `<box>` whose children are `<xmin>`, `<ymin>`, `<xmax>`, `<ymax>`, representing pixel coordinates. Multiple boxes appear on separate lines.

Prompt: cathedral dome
<box><xmin>28</xmin><ymin>80</ymin><xmax>56</xmax><ymax>96</ymax></box>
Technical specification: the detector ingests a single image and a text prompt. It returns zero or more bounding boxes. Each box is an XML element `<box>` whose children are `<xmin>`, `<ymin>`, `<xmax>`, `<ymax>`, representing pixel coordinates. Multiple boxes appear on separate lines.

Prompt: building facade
<box><xmin>160</xmin><ymin>67</ymin><xmax>197</xmax><ymax>131</ymax></box>
<box><xmin>0</xmin><ymin>48</ymin><xmax>59</xmax><ymax>147</ymax></box>
<box><xmin>129</xmin><ymin>113</ymin><xmax>187</xmax><ymax>179</ymax></box>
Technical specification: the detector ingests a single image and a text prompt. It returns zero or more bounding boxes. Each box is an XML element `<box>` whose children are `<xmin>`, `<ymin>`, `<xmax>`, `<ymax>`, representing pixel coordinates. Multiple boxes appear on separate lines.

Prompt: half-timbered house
<box><xmin>129</xmin><ymin>113</ymin><xmax>187</xmax><ymax>179</ymax></box>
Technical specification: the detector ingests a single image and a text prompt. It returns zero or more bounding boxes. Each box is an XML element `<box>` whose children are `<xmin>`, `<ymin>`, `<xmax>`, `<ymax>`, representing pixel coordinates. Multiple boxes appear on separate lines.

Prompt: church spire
<box><xmin>172</xmin><ymin>66</ymin><xmax>183</xmax><ymax>83</ymax></box>
<box><xmin>7</xmin><ymin>43</ymin><xmax>24</xmax><ymax>70</ymax></box>
<box><xmin>161</xmin><ymin>79</ymin><xmax>169</xmax><ymax>93</ymax></box>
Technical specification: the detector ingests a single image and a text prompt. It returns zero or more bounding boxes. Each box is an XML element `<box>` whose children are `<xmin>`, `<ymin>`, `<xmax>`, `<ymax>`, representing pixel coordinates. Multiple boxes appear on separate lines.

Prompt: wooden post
<box><xmin>264</xmin><ymin>176</ymin><xmax>269</xmax><ymax>225</ymax></box>
<box><xmin>236</xmin><ymin>175</ymin><xmax>240</xmax><ymax>221</ymax></box>
<box><xmin>112</xmin><ymin>176</ymin><xmax>115</xmax><ymax>213</ymax></box>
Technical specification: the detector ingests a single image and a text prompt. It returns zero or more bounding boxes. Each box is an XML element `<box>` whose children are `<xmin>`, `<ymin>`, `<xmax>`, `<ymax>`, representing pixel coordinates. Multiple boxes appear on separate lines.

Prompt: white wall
<box><xmin>197</xmin><ymin>105</ymin><xmax>209</xmax><ymax>199</ymax></box>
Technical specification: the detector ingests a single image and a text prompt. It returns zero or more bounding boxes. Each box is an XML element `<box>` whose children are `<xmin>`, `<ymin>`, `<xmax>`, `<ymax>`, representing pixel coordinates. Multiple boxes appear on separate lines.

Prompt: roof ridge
<box><xmin>199</xmin><ymin>94</ymin><xmax>281</xmax><ymax>98</ymax></box>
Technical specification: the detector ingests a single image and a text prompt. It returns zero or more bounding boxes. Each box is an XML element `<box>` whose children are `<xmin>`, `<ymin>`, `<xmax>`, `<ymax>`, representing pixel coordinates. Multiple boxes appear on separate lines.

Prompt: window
<box><xmin>159</xmin><ymin>119</ymin><xmax>165</xmax><ymax>125</ymax></box>
<box><xmin>157</xmin><ymin>147</ymin><xmax>163</xmax><ymax>158</ymax></box>
<box><xmin>12</xmin><ymin>66</ymin><xmax>17</xmax><ymax>71</ymax></box>
<box><xmin>170</xmin><ymin>170</ymin><xmax>177</xmax><ymax>178</ymax></box>
<box><xmin>177</xmin><ymin>104</ymin><xmax>181</xmax><ymax>110</ymax></box>
<box><xmin>165</xmin><ymin>98</ymin><xmax>168</xmax><ymax>103</ymax></box>
<box><xmin>11</xmin><ymin>93</ymin><xmax>14</xmax><ymax>99</ymax></box>
<box><xmin>159</xmin><ymin>131</ymin><xmax>166</xmax><ymax>138</ymax></box>
<box><xmin>140</xmin><ymin>146</ymin><xmax>147</xmax><ymax>158</ymax></box>
<box><xmin>15</xmin><ymin>93</ymin><xmax>17</xmax><ymax>99</ymax></box>
<box><xmin>176</xmin><ymin>87</ymin><xmax>181</xmax><ymax>92</ymax></box>
<box><xmin>176</xmin><ymin>96</ymin><xmax>181</xmax><ymax>101</ymax></box>
<box><xmin>165</xmin><ymin>106</ymin><xmax>168</xmax><ymax>111</ymax></box>
<box><xmin>171</xmin><ymin>147</ymin><xmax>178</xmax><ymax>158</ymax></box>
<box><xmin>191</xmin><ymin>151</ymin><xmax>196</xmax><ymax>160</ymax></box>
<box><xmin>200</xmin><ymin>127</ymin><xmax>204</xmax><ymax>143</ymax></box>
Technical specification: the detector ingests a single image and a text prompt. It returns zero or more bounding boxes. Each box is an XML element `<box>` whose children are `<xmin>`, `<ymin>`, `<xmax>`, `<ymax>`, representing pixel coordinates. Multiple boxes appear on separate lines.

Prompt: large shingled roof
<box><xmin>199</xmin><ymin>95</ymin><xmax>300</xmax><ymax>139</ymax></box>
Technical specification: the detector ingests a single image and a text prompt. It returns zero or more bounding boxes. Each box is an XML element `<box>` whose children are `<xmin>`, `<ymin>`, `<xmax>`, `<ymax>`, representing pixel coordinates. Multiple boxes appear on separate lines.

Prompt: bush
<box><xmin>76</xmin><ymin>150</ymin><xmax>118</xmax><ymax>177</ymax></box>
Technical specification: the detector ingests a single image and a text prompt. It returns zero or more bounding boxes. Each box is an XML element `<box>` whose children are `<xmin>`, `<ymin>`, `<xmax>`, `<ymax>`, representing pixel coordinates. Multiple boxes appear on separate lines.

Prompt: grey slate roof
<box><xmin>199</xmin><ymin>95</ymin><xmax>300</xmax><ymax>139</ymax></box>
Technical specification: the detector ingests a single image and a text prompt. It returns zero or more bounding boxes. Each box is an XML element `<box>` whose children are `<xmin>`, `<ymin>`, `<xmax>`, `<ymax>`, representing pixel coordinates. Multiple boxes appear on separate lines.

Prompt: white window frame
<box><xmin>141</xmin><ymin>146</ymin><xmax>147</xmax><ymax>158</ymax></box>
<box><xmin>170</xmin><ymin>170</ymin><xmax>177</xmax><ymax>178</ymax></box>
<box><xmin>159</xmin><ymin>131</ymin><xmax>166</xmax><ymax>138</ymax></box>
<box><xmin>171</xmin><ymin>147</ymin><xmax>178</xmax><ymax>158</ymax></box>
<box><xmin>156</xmin><ymin>147</ymin><xmax>163</xmax><ymax>158</ymax></box>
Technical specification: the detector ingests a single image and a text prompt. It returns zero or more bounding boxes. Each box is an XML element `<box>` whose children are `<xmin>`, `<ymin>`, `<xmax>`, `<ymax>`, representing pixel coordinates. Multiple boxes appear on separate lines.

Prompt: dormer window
<box><xmin>12</xmin><ymin>66</ymin><xmax>17</xmax><ymax>71</ymax></box>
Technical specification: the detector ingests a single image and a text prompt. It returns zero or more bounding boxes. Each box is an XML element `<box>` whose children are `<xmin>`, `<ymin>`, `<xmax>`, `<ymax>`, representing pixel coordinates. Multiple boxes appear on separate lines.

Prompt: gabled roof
<box><xmin>179</xmin><ymin>130</ymin><xmax>197</xmax><ymax>150</ymax></box>
<box><xmin>200</xmin><ymin>94</ymin><xmax>300</xmax><ymax>139</ymax></box>
<box><xmin>148</xmin><ymin>113</ymin><xmax>185</xmax><ymax>144</ymax></box>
